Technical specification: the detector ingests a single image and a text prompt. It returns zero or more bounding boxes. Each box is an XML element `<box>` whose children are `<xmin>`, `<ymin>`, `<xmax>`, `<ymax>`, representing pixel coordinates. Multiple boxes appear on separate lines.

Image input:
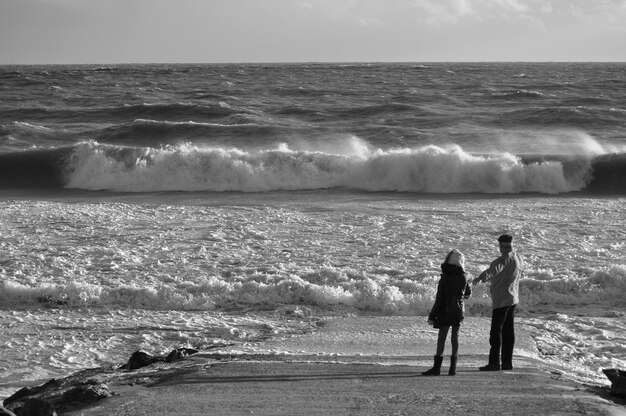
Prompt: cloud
<box><xmin>567</xmin><ymin>0</ymin><xmax>626</xmax><ymax>31</ymax></box>
<box><xmin>540</xmin><ymin>3</ymin><xmax>553</xmax><ymax>13</ymax></box>
<box><xmin>272</xmin><ymin>0</ymin><xmax>626</xmax><ymax>38</ymax></box>
<box><xmin>409</xmin><ymin>0</ymin><xmax>541</xmax><ymax>26</ymax></box>
<box><xmin>409</xmin><ymin>0</ymin><xmax>624</xmax><ymax>29</ymax></box>
<box><xmin>412</xmin><ymin>0</ymin><xmax>474</xmax><ymax>25</ymax></box>
<box><xmin>295</xmin><ymin>0</ymin><xmax>384</xmax><ymax>26</ymax></box>
<box><xmin>2</xmin><ymin>0</ymin><xmax>625</xmax><ymax>63</ymax></box>
<box><xmin>494</xmin><ymin>0</ymin><xmax>530</xmax><ymax>13</ymax></box>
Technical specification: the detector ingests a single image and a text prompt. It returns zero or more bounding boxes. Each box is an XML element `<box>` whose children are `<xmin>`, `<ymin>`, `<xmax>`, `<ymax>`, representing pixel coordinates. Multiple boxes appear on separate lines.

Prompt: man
<box><xmin>473</xmin><ymin>234</ymin><xmax>524</xmax><ymax>371</ymax></box>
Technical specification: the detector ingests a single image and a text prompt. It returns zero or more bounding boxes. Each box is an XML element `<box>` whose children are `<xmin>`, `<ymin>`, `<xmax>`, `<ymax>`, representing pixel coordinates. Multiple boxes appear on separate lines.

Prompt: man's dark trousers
<box><xmin>488</xmin><ymin>305</ymin><xmax>516</xmax><ymax>367</ymax></box>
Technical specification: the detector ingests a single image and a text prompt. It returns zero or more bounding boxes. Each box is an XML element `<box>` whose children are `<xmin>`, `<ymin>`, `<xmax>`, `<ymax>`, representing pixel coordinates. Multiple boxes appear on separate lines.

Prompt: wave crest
<box><xmin>62</xmin><ymin>140</ymin><xmax>593</xmax><ymax>194</ymax></box>
<box><xmin>2</xmin><ymin>264</ymin><xmax>624</xmax><ymax>315</ymax></box>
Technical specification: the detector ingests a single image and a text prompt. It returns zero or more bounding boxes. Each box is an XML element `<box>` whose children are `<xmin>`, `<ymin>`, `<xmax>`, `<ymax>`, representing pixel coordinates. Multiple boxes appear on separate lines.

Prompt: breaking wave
<box><xmin>1</xmin><ymin>138</ymin><xmax>624</xmax><ymax>194</ymax></box>
<box><xmin>1</xmin><ymin>263</ymin><xmax>624</xmax><ymax>315</ymax></box>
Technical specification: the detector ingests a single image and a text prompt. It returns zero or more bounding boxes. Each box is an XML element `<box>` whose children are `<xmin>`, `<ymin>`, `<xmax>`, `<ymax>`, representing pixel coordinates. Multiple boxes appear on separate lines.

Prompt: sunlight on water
<box><xmin>0</xmin><ymin>193</ymin><xmax>624</xmax><ymax>394</ymax></box>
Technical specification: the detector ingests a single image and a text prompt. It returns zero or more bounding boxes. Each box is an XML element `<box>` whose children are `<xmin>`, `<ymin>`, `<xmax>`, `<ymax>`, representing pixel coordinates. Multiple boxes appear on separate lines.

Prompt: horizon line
<box><xmin>2</xmin><ymin>60</ymin><xmax>626</xmax><ymax>66</ymax></box>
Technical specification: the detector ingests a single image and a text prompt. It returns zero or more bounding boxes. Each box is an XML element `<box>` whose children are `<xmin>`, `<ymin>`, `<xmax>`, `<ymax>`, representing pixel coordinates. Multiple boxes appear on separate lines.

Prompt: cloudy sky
<box><xmin>1</xmin><ymin>0</ymin><xmax>625</xmax><ymax>64</ymax></box>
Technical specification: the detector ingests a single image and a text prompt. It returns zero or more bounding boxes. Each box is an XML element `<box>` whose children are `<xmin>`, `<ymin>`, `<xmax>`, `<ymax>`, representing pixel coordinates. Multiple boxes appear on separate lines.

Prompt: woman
<box><xmin>422</xmin><ymin>249</ymin><xmax>472</xmax><ymax>376</ymax></box>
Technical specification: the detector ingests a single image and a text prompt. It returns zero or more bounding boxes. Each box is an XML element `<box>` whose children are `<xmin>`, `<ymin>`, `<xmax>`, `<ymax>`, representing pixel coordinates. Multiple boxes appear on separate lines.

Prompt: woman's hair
<box><xmin>444</xmin><ymin>249</ymin><xmax>465</xmax><ymax>268</ymax></box>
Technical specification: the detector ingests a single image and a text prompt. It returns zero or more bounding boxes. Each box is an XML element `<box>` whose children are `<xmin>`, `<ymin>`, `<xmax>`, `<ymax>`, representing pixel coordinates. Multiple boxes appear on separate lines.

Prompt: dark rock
<box><xmin>3</xmin><ymin>388</ymin><xmax>35</xmax><ymax>409</ymax></box>
<box><xmin>3</xmin><ymin>379</ymin><xmax>56</xmax><ymax>408</ymax></box>
<box><xmin>2</xmin><ymin>372</ymin><xmax>112</xmax><ymax>414</ymax></box>
<box><xmin>122</xmin><ymin>350</ymin><xmax>162</xmax><ymax>370</ymax></box>
<box><xmin>0</xmin><ymin>405</ymin><xmax>17</xmax><ymax>416</ymax></box>
<box><xmin>16</xmin><ymin>398</ymin><xmax>56</xmax><ymax>416</ymax></box>
<box><xmin>603</xmin><ymin>368</ymin><xmax>626</xmax><ymax>398</ymax></box>
<box><xmin>61</xmin><ymin>383</ymin><xmax>111</xmax><ymax>404</ymax></box>
<box><xmin>165</xmin><ymin>348</ymin><xmax>199</xmax><ymax>363</ymax></box>
<box><xmin>121</xmin><ymin>348</ymin><xmax>199</xmax><ymax>370</ymax></box>
<box><xmin>3</xmin><ymin>347</ymin><xmax>200</xmax><ymax>414</ymax></box>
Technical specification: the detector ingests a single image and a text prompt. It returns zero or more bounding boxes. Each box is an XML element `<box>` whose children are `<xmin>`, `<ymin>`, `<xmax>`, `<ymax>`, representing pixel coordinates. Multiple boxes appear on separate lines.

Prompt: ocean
<box><xmin>0</xmin><ymin>62</ymin><xmax>624</xmax><ymax>398</ymax></box>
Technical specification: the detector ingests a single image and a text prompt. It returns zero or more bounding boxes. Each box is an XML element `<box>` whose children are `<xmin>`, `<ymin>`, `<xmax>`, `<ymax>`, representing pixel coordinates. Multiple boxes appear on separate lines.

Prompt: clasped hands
<box><xmin>472</xmin><ymin>273</ymin><xmax>487</xmax><ymax>286</ymax></box>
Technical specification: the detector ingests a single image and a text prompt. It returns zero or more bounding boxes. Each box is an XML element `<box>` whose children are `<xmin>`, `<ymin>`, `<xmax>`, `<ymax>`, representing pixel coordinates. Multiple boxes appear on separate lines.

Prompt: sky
<box><xmin>1</xmin><ymin>0</ymin><xmax>625</xmax><ymax>64</ymax></box>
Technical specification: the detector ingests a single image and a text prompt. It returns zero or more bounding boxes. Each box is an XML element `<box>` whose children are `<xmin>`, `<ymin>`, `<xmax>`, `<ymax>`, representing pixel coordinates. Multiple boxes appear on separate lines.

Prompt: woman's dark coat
<box><xmin>428</xmin><ymin>263</ymin><xmax>472</xmax><ymax>328</ymax></box>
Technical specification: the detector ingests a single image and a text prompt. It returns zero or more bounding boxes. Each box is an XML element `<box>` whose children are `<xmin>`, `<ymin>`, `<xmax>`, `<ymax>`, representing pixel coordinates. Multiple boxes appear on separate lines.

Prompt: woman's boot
<box><xmin>422</xmin><ymin>355</ymin><xmax>443</xmax><ymax>376</ymax></box>
<box><xmin>449</xmin><ymin>355</ymin><xmax>458</xmax><ymax>376</ymax></box>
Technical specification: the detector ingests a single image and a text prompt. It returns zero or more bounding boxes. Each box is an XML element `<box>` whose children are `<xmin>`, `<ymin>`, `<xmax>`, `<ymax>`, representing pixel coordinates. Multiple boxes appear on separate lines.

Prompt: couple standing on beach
<box><xmin>422</xmin><ymin>234</ymin><xmax>524</xmax><ymax>376</ymax></box>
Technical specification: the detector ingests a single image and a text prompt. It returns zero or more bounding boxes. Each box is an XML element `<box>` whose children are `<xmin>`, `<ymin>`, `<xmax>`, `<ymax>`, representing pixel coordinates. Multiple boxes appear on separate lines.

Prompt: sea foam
<box><xmin>64</xmin><ymin>140</ymin><xmax>591</xmax><ymax>194</ymax></box>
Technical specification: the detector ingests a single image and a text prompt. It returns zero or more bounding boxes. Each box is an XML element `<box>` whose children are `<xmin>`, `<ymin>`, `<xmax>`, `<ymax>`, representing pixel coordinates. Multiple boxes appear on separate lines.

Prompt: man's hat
<box><xmin>498</xmin><ymin>234</ymin><xmax>513</xmax><ymax>244</ymax></box>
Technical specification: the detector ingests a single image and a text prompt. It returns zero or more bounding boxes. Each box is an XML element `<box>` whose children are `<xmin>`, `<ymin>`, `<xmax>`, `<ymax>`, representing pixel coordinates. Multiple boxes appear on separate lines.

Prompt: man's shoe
<box><xmin>479</xmin><ymin>364</ymin><xmax>500</xmax><ymax>371</ymax></box>
<box><xmin>502</xmin><ymin>364</ymin><xmax>513</xmax><ymax>370</ymax></box>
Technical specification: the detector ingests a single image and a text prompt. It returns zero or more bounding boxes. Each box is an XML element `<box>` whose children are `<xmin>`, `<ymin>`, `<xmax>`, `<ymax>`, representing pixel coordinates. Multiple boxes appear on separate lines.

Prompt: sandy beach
<box><xmin>42</xmin><ymin>317</ymin><xmax>622</xmax><ymax>416</ymax></box>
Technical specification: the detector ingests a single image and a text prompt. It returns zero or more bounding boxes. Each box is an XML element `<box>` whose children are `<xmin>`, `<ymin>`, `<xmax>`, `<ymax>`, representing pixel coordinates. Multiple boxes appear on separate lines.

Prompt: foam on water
<box><xmin>0</xmin><ymin>308</ymin><xmax>318</xmax><ymax>398</ymax></box>
<box><xmin>0</xmin><ymin>194</ymin><xmax>624</xmax><ymax>395</ymax></box>
<box><xmin>62</xmin><ymin>139</ymin><xmax>595</xmax><ymax>194</ymax></box>
<box><xmin>490</xmin><ymin>130</ymin><xmax>609</xmax><ymax>157</ymax></box>
<box><xmin>1</xmin><ymin>197</ymin><xmax>624</xmax><ymax>312</ymax></box>
<box><xmin>525</xmin><ymin>314</ymin><xmax>626</xmax><ymax>384</ymax></box>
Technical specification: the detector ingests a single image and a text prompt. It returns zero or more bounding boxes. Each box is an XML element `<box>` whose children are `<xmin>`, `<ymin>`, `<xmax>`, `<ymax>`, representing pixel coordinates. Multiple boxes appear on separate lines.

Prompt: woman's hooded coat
<box><xmin>428</xmin><ymin>251</ymin><xmax>472</xmax><ymax>328</ymax></box>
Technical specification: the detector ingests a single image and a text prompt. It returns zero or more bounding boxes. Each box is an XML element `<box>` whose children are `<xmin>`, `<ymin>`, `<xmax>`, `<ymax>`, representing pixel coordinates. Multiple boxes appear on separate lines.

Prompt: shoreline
<box><xmin>1</xmin><ymin>187</ymin><xmax>622</xmax><ymax>206</ymax></box>
<box><xmin>4</xmin><ymin>317</ymin><xmax>624</xmax><ymax>415</ymax></box>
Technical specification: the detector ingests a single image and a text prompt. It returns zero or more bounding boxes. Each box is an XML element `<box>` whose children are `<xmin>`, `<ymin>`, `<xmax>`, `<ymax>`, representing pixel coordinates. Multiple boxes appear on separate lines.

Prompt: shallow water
<box><xmin>1</xmin><ymin>192</ymin><xmax>624</xmax><ymax>397</ymax></box>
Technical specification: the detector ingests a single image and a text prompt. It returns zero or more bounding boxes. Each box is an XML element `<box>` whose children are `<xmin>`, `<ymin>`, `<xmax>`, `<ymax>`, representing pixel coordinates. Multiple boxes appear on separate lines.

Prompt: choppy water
<box><xmin>0</xmin><ymin>63</ymin><xmax>625</xmax><ymax>398</ymax></box>
<box><xmin>1</xmin><ymin>63</ymin><xmax>625</xmax><ymax>193</ymax></box>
